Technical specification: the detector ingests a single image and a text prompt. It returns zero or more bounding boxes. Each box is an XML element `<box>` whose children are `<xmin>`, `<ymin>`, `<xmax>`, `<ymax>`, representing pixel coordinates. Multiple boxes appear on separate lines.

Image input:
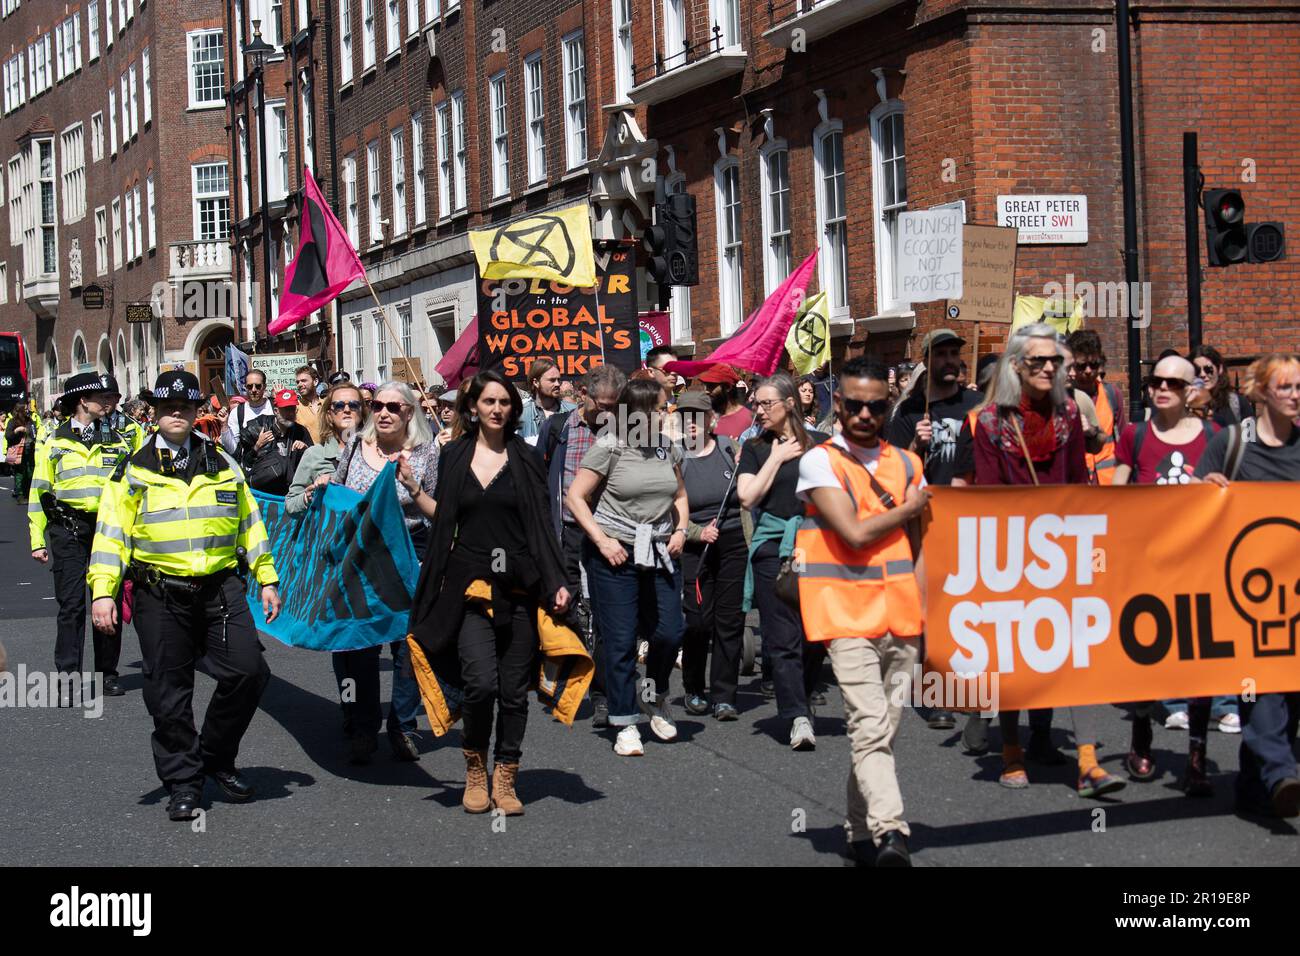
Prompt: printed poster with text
<box><xmin>476</xmin><ymin>246</ymin><xmax>639</xmax><ymax>380</ymax></box>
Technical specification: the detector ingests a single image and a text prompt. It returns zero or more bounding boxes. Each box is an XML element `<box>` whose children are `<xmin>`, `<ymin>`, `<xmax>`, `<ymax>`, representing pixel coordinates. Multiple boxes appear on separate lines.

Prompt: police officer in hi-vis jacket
<box><xmin>89</xmin><ymin>371</ymin><xmax>282</xmax><ymax>822</ymax></box>
<box><xmin>29</xmin><ymin>372</ymin><xmax>135</xmax><ymax>701</ymax></box>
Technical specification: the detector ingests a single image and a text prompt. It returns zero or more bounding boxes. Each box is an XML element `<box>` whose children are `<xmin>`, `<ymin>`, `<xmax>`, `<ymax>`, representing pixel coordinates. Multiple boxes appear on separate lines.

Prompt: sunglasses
<box><xmin>370</xmin><ymin>400</ymin><xmax>409</xmax><ymax>415</ymax></box>
<box><xmin>842</xmin><ymin>397</ymin><xmax>891</xmax><ymax>417</ymax></box>
<box><xmin>1193</xmin><ymin>363</ymin><xmax>1216</xmax><ymax>376</ymax></box>
<box><xmin>1146</xmin><ymin>376</ymin><xmax>1189</xmax><ymax>391</ymax></box>
<box><xmin>1022</xmin><ymin>355</ymin><xmax>1063</xmax><ymax>373</ymax></box>
<box><xmin>1073</xmin><ymin>360</ymin><xmax>1102</xmax><ymax>371</ymax></box>
<box><xmin>330</xmin><ymin>400</ymin><xmax>363</xmax><ymax>412</ymax></box>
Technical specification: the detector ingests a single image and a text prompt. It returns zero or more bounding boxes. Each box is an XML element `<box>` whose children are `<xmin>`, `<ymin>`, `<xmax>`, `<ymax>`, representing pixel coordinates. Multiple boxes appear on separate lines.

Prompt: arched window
<box><xmin>758</xmin><ymin>138</ymin><xmax>792</xmax><ymax>296</ymax></box>
<box><xmin>44</xmin><ymin>341</ymin><xmax>60</xmax><ymax>403</ymax></box>
<box><xmin>870</xmin><ymin>99</ymin><xmax>907</xmax><ymax>314</ymax></box>
<box><xmin>73</xmin><ymin>334</ymin><xmax>90</xmax><ymax>372</ymax></box>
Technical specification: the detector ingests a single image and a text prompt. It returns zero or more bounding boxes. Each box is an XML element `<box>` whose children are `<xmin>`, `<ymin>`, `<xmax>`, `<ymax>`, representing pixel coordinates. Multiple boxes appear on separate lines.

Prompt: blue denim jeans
<box><xmin>1237</xmin><ymin>693</ymin><xmax>1300</xmax><ymax>807</ymax></box>
<box><xmin>1162</xmin><ymin>696</ymin><xmax>1238</xmax><ymax>720</ymax></box>
<box><xmin>583</xmin><ymin>539</ymin><xmax>684</xmax><ymax>727</ymax></box>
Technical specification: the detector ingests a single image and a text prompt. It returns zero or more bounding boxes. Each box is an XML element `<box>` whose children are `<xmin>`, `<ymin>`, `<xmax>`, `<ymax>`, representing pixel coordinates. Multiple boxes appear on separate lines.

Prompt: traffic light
<box><xmin>643</xmin><ymin>191</ymin><xmax>699</xmax><ymax>308</ymax></box>
<box><xmin>1203</xmin><ymin>189</ymin><xmax>1247</xmax><ymax>266</ymax></box>
<box><xmin>1203</xmin><ymin>188</ymin><xmax>1286</xmax><ymax>266</ymax></box>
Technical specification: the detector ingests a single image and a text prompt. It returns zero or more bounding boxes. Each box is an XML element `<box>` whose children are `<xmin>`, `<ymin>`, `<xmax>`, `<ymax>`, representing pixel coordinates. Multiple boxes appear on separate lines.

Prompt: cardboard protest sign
<box><xmin>946</xmin><ymin>225</ymin><xmax>1018</xmax><ymax>324</ymax></box>
<box><xmin>476</xmin><ymin>246</ymin><xmax>639</xmax><ymax>380</ymax></box>
<box><xmin>896</xmin><ymin>208</ymin><xmax>963</xmax><ymax>304</ymax></box>
<box><xmin>922</xmin><ymin>484</ymin><xmax>1300</xmax><ymax>711</ymax></box>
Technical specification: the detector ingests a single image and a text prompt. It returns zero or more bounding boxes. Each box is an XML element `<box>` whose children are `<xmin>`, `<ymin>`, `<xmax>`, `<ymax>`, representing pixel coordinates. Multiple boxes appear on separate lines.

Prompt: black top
<box><xmin>681</xmin><ymin>439</ymin><xmax>743</xmax><ymax>534</ymax></box>
<box><xmin>456</xmin><ymin>462</ymin><xmax>529</xmax><ymax>557</ymax></box>
<box><xmin>738</xmin><ymin>430</ymin><xmax>830</xmax><ymax>518</ymax></box>
<box><xmin>887</xmin><ymin>388</ymin><xmax>983</xmax><ymax>485</ymax></box>
<box><xmin>1195</xmin><ymin>424</ymin><xmax>1300</xmax><ymax>482</ymax></box>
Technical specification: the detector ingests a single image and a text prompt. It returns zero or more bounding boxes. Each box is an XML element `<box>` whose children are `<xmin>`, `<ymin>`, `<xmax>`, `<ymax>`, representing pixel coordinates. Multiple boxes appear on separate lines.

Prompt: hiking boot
<box><xmin>492</xmin><ymin>762</ymin><xmax>525</xmax><ymax>816</ymax></box>
<box><xmin>462</xmin><ymin>749</ymin><xmax>491</xmax><ymax>813</ymax></box>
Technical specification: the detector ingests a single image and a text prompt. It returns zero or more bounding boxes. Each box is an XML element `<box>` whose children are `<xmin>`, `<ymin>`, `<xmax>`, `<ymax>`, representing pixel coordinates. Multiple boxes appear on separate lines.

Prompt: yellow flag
<box><xmin>470</xmin><ymin>204</ymin><xmax>596</xmax><ymax>286</ymax></box>
<box><xmin>785</xmin><ymin>291</ymin><xmax>832</xmax><ymax>376</ymax></box>
<box><xmin>1012</xmin><ymin>295</ymin><xmax>1084</xmax><ymax>335</ymax></box>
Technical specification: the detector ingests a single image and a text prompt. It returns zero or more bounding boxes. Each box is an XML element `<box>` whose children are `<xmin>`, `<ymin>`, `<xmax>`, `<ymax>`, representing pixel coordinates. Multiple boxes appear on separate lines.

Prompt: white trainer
<box><xmin>639</xmin><ymin>694</ymin><xmax>678</xmax><ymax>741</ymax></box>
<box><xmin>1164</xmin><ymin>710</ymin><xmax>1190</xmax><ymax>731</ymax></box>
<box><xmin>614</xmin><ymin>725</ymin><xmax>644</xmax><ymax>756</ymax></box>
<box><xmin>790</xmin><ymin>716</ymin><xmax>817</xmax><ymax>751</ymax></box>
<box><xmin>1218</xmin><ymin>713</ymin><xmax>1242</xmax><ymax>734</ymax></box>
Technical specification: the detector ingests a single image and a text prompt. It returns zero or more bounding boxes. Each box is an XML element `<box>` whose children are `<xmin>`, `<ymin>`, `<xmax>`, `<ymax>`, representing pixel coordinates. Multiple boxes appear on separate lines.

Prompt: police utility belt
<box><xmin>40</xmin><ymin>495</ymin><xmax>97</xmax><ymax>537</ymax></box>
<box><xmin>128</xmin><ymin>548</ymin><xmax>251</xmax><ymax>595</ymax></box>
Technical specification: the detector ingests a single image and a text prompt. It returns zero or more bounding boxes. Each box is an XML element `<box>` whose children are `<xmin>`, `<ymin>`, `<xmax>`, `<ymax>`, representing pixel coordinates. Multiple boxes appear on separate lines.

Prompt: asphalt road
<box><xmin>1</xmin><ymin>483</ymin><xmax>1295</xmax><ymax>866</ymax></box>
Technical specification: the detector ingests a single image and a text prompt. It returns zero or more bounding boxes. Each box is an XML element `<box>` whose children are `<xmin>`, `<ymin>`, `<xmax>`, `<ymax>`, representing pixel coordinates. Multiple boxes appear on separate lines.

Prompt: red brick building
<box><xmin>0</xmin><ymin>0</ymin><xmax>233</xmax><ymax>406</ymax></box>
<box><xmin>599</xmin><ymin>0</ymin><xmax>1300</xmax><ymax>380</ymax></box>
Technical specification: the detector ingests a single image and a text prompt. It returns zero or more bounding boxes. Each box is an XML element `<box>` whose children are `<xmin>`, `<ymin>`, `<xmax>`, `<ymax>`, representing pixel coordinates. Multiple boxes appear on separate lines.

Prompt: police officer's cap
<box><xmin>61</xmin><ymin>372</ymin><xmax>122</xmax><ymax>402</ymax></box>
<box><xmin>142</xmin><ymin>371</ymin><xmax>204</xmax><ymax>405</ymax></box>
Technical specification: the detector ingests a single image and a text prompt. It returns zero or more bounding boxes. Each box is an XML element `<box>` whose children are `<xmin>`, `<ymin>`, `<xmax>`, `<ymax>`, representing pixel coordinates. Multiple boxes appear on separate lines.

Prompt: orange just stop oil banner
<box><xmin>921</xmin><ymin>483</ymin><xmax>1300</xmax><ymax>711</ymax></box>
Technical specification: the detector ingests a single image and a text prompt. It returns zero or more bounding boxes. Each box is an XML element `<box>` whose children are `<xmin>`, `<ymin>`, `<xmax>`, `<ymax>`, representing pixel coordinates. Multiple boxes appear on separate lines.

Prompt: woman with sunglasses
<box><xmin>738</xmin><ymin>373</ymin><xmax>830</xmax><ymax>751</ymax></box>
<box><xmin>1113</xmin><ymin>356</ymin><xmax>1230</xmax><ymax>794</ymax></box>
<box><xmin>286</xmin><ymin>381</ymin><xmax>367</xmax><ymax>514</ymax></box>
<box><xmin>1195</xmin><ymin>353</ymin><xmax>1300</xmax><ymax>818</ymax></box>
<box><xmin>329</xmin><ymin>381</ymin><xmax>439</xmax><ymax>764</ymax></box>
<box><xmin>1190</xmin><ymin>345</ymin><xmax>1252</xmax><ymax>429</ymax></box>
<box><xmin>972</xmin><ymin>324</ymin><xmax>1125</xmax><ymax>799</ymax></box>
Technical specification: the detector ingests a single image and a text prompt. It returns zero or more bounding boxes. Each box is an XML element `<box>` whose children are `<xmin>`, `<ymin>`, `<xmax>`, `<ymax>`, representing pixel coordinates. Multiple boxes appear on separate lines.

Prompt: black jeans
<box><xmin>133</xmin><ymin>573</ymin><xmax>270</xmax><ymax>790</ymax></box>
<box><xmin>458</xmin><ymin>603</ymin><xmax>536</xmax><ymax>762</ymax></box>
<box><xmin>49</xmin><ymin>520</ymin><xmax>122</xmax><ymax>677</ymax></box>
<box><xmin>680</xmin><ymin>526</ymin><xmax>748</xmax><ymax>705</ymax></box>
<box><xmin>561</xmin><ymin>522</ymin><xmax>604</xmax><ymax>699</ymax></box>
<box><xmin>750</xmin><ymin>541</ymin><xmax>825</xmax><ymax>722</ymax></box>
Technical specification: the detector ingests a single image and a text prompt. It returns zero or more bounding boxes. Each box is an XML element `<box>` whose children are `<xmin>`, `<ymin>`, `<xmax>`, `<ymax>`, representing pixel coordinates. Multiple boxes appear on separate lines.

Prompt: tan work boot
<box><xmin>462</xmin><ymin>749</ymin><xmax>490</xmax><ymax>814</ymax></box>
<box><xmin>491</xmin><ymin>761</ymin><xmax>525</xmax><ymax>816</ymax></box>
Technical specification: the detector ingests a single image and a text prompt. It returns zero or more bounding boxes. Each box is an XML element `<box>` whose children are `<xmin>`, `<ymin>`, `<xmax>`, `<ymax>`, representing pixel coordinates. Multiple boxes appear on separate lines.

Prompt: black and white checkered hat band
<box><xmin>151</xmin><ymin>384</ymin><xmax>204</xmax><ymax>401</ymax></box>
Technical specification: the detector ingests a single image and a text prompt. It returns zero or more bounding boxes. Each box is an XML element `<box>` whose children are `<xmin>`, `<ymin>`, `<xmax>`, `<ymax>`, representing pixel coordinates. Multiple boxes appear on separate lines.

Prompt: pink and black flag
<box><xmin>270</xmin><ymin>168</ymin><xmax>367</xmax><ymax>336</ymax></box>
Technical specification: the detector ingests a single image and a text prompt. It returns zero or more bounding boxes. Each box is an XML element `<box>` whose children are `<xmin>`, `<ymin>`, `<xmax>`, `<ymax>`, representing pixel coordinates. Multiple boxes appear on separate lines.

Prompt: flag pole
<box><xmin>359</xmin><ymin>268</ymin><xmax>429</xmax><ymax>397</ymax></box>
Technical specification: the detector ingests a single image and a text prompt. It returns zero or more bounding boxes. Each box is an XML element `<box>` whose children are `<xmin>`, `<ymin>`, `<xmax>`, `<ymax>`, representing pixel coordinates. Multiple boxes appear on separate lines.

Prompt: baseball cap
<box><xmin>675</xmin><ymin>390</ymin><xmax>713</xmax><ymax>414</ymax></box>
<box><xmin>697</xmin><ymin>364</ymin><xmax>740</xmax><ymax>386</ymax></box>
<box><xmin>273</xmin><ymin>388</ymin><xmax>299</xmax><ymax>408</ymax></box>
<box><xmin>919</xmin><ymin>328</ymin><xmax>965</xmax><ymax>355</ymax></box>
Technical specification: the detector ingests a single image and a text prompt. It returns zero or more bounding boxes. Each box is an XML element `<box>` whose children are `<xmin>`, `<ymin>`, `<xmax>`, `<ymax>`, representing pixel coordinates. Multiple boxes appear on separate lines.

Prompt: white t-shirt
<box><xmin>220</xmin><ymin>400</ymin><xmax>273</xmax><ymax>452</ymax></box>
<box><xmin>797</xmin><ymin>434</ymin><xmax>926</xmax><ymax>501</ymax></box>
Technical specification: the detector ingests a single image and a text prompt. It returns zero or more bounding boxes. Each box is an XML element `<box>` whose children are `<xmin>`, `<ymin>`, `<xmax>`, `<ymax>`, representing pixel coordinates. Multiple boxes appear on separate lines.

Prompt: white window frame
<box><xmin>265</xmin><ymin>100</ymin><xmax>288</xmax><ymax>201</ymax></box>
<box><xmin>366</xmin><ymin>139</ymin><xmax>382</xmax><ymax>244</ymax></box>
<box><xmin>524</xmin><ymin>54</ymin><xmax>545</xmax><ymax>186</ymax></box>
<box><xmin>351</xmin><ymin>316</ymin><xmax>365</xmax><ymax>377</ymax></box>
<box><xmin>339</xmin><ymin>0</ymin><xmax>354</xmax><ymax>84</ymax></box>
<box><xmin>869</xmin><ymin>99</ymin><xmax>907</xmax><ymax>315</ymax></box>
<box><xmin>714</xmin><ymin>156</ymin><xmax>743</xmax><ymax>334</ymax></box>
<box><xmin>192</xmin><ymin>162</ymin><xmax>231</xmax><ymax>242</ymax></box>
<box><xmin>300</xmin><ymin>70</ymin><xmax>314</xmax><ymax>173</ymax></box>
<box><xmin>562</xmin><ymin>33</ymin><xmax>586</xmax><ymax>171</ymax></box>
<box><xmin>813</xmin><ymin>119</ymin><xmax>848</xmax><ymax>319</ymax></box>
<box><xmin>390</xmin><ymin>128</ymin><xmax>406</xmax><ymax>236</ymax></box>
<box><xmin>130</xmin><ymin>184</ymin><xmax>142</xmax><ymax>261</ymax></box>
<box><xmin>373</xmin><ymin>309</ymin><xmax>388</xmax><ymax>380</ymax></box>
<box><xmin>146</xmin><ymin>174</ymin><xmax>156</xmax><ymax>250</ymax></box>
<box><xmin>105</xmin><ymin>0</ymin><xmax>113</xmax><ymax>49</ymax></box>
<box><xmin>187</xmin><ymin>30</ymin><xmax>225</xmax><ymax>110</ymax></box>
<box><xmin>710</xmin><ymin>0</ymin><xmax>741</xmax><ymax>49</ymax></box>
<box><xmin>344</xmin><ymin>155</ymin><xmax>359</xmax><ymax>247</ymax></box>
<box><xmin>0</xmin><ymin>261</ymin><xmax>7</xmax><ymax>305</ymax></box>
<box><xmin>108</xmin><ymin>89</ymin><xmax>118</xmax><ymax>154</ymax></box>
<box><xmin>406</xmin><ymin>0</ymin><xmax>420</xmax><ymax>36</ymax></box>
<box><xmin>120</xmin><ymin>73</ymin><xmax>130</xmax><ymax>140</ymax></box>
<box><xmin>398</xmin><ymin>302</ymin><xmax>412</xmax><ymax>357</ymax></box>
<box><xmin>125</xmin><ymin>192</ymin><xmax>135</xmax><ymax>263</ymax></box>
<box><xmin>128</xmin><ymin>64</ymin><xmax>139</xmax><ymax>138</ymax></box>
<box><xmin>612</xmin><ymin>0</ymin><xmax>632</xmax><ymax>102</ymax></box>
<box><xmin>60</xmin><ymin>122</ymin><xmax>87</xmax><ymax>225</ymax></box>
<box><xmin>451</xmin><ymin>91</ymin><xmax>467</xmax><ymax>212</ymax></box>
<box><xmin>662</xmin><ymin>0</ymin><xmax>686</xmax><ymax>69</ymax></box>
<box><xmin>758</xmin><ymin>139</ymin><xmax>791</xmax><ymax>296</ymax></box>
<box><xmin>489</xmin><ymin>71</ymin><xmax>508</xmax><ymax>198</ymax></box>
<box><xmin>89</xmin><ymin>2</ymin><xmax>101</xmax><ymax>61</ymax></box>
<box><xmin>142</xmin><ymin>47</ymin><xmax>151</xmax><ymax>125</ymax></box>
<box><xmin>111</xmin><ymin>196</ymin><xmax>122</xmax><ymax>269</ymax></box>
<box><xmin>411</xmin><ymin>113</ymin><xmax>426</xmax><ymax>226</ymax></box>
<box><xmin>435</xmin><ymin>102</ymin><xmax>451</xmax><ymax>219</ymax></box>
<box><xmin>425</xmin><ymin>0</ymin><xmax>438</xmax><ymax>23</ymax></box>
<box><xmin>95</xmin><ymin>206</ymin><xmax>108</xmax><ymax>274</ymax></box>
<box><xmin>385</xmin><ymin>0</ymin><xmax>400</xmax><ymax>57</ymax></box>
<box><xmin>238</xmin><ymin>117</ymin><xmax>251</xmax><ymax>219</ymax></box>
<box><xmin>35</xmin><ymin>138</ymin><xmax>57</xmax><ymax>276</ymax></box>
<box><xmin>362</xmin><ymin>0</ymin><xmax>376</xmax><ymax>69</ymax></box>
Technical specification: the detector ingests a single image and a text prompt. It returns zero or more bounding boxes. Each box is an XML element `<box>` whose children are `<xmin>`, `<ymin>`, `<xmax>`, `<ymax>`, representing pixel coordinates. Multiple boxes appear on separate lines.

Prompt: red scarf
<box><xmin>1017</xmin><ymin>395</ymin><xmax>1058</xmax><ymax>462</ymax></box>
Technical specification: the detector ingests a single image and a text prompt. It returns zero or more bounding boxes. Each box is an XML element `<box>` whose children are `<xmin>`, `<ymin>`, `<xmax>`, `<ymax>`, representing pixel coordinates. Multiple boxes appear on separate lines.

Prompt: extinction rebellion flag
<box><xmin>269</xmin><ymin>168</ymin><xmax>367</xmax><ymax>336</ymax></box>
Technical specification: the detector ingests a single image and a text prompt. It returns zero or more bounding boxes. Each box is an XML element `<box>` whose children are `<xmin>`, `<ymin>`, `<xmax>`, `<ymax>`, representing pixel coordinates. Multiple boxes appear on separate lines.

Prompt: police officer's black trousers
<box><xmin>48</xmin><ymin>520</ymin><xmax>122</xmax><ymax>677</ymax></box>
<box><xmin>133</xmin><ymin>573</ymin><xmax>270</xmax><ymax>790</ymax></box>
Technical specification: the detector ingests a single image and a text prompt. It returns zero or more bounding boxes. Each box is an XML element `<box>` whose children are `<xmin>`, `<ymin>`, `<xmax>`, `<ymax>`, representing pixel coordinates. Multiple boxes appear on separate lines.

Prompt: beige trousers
<box><xmin>826</xmin><ymin>633</ymin><xmax>919</xmax><ymax>846</ymax></box>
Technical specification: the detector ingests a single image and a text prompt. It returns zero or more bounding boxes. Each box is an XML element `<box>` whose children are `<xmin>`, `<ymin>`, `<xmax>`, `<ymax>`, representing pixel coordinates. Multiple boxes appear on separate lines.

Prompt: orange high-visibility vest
<box><xmin>1085</xmin><ymin>383</ymin><xmax>1122</xmax><ymax>484</ymax></box>
<box><xmin>796</xmin><ymin>441</ymin><xmax>924</xmax><ymax>642</ymax></box>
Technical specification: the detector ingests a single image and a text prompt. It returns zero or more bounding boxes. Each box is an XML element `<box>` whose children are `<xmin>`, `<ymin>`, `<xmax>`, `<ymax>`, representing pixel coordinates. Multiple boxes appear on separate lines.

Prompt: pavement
<box><xmin>1</xmin><ymin>484</ymin><xmax>1296</xmax><ymax>866</ymax></box>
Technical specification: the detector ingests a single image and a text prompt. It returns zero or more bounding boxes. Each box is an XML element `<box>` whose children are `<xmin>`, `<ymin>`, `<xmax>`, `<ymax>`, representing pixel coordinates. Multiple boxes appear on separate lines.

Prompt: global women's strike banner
<box><xmin>922</xmin><ymin>483</ymin><xmax>1300</xmax><ymax>711</ymax></box>
<box><xmin>246</xmin><ymin>461</ymin><xmax>420</xmax><ymax>651</ymax></box>
<box><xmin>476</xmin><ymin>247</ymin><xmax>639</xmax><ymax>380</ymax></box>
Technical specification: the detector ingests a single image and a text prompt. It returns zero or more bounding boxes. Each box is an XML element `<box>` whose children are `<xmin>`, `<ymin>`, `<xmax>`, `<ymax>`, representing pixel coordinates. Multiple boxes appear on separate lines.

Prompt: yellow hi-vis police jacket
<box><xmin>87</xmin><ymin>434</ymin><xmax>278</xmax><ymax>601</ymax></box>
<box><xmin>28</xmin><ymin>421</ymin><xmax>136</xmax><ymax>551</ymax></box>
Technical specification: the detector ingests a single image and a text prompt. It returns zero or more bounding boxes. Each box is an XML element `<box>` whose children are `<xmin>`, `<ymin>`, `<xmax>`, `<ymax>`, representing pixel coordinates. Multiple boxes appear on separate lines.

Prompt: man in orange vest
<box><xmin>1066</xmin><ymin>330</ymin><xmax>1126</xmax><ymax>484</ymax></box>
<box><xmin>795</xmin><ymin>358</ymin><xmax>930</xmax><ymax>867</ymax></box>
